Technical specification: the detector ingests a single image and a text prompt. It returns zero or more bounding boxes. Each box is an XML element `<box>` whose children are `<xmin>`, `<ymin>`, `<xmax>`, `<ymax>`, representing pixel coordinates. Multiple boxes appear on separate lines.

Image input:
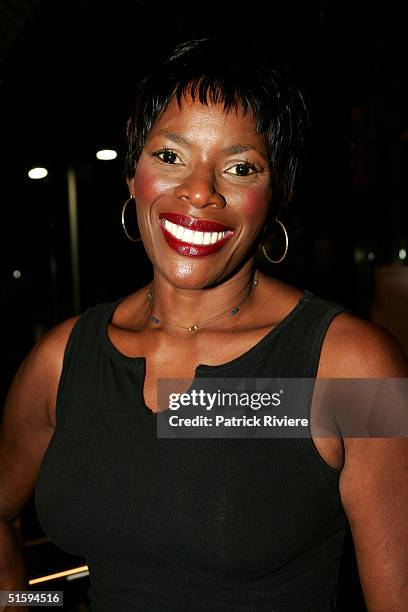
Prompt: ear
<box><xmin>126</xmin><ymin>176</ymin><xmax>135</xmax><ymax>196</ymax></box>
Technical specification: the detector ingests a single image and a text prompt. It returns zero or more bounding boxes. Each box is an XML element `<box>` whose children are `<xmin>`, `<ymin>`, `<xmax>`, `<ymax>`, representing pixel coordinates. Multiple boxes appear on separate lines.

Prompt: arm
<box><xmin>0</xmin><ymin>519</ymin><xmax>27</xmax><ymax>590</ymax></box>
<box><xmin>324</xmin><ymin>315</ymin><xmax>408</xmax><ymax>611</ymax></box>
<box><xmin>341</xmin><ymin>437</ymin><xmax>408</xmax><ymax>612</ymax></box>
<box><xmin>0</xmin><ymin>317</ymin><xmax>78</xmax><ymax>611</ymax></box>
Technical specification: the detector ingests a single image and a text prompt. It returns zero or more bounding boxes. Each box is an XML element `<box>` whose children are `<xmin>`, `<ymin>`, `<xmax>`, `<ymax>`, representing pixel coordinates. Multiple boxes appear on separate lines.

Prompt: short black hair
<box><xmin>125</xmin><ymin>35</ymin><xmax>310</xmax><ymax>213</ymax></box>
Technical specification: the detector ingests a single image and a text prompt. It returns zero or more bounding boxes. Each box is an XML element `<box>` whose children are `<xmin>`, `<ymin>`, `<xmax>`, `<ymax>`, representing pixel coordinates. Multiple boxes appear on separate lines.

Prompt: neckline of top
<box><xmin>100</xmin><ymin>288</ymin><xmax>314</xmax><ymax>371</ymax></box>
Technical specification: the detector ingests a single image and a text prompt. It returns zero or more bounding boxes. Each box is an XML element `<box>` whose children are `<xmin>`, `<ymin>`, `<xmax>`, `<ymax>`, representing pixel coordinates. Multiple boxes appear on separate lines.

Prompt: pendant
<box><xmin>188</xmin><ymin>324</ymin><xmax>198</xmax><ymax>332</ymax></box>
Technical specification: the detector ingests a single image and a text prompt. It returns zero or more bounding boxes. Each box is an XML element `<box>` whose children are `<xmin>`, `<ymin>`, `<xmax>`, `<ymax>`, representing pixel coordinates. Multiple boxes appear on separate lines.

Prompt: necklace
<box><xmin>147</xmin><ymin>278</ymin><xmax>259</xmax><ymax>333</ymax></box>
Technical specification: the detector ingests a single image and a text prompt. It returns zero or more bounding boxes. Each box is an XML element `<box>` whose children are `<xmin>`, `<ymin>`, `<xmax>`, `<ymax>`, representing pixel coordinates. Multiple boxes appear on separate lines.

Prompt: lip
<box><xmin>159</xmin><ymin>212</ymin><xmax>231</xmax><ymax>232</ymax></box>
<box><xmin>159</xmin><ymin>212</ymin><xmax>234</xmax><ymax>258</ymax></box>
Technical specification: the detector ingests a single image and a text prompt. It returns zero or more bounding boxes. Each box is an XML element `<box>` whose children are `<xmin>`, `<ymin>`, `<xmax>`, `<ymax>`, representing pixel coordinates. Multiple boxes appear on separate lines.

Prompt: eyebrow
<box><xmin>223</xmin><ymin>143</ymin><xmax>269</xmax><ymax>164</ymax></box>
<box><xmin>222</xmin><ymin>143</ymin><xmax>259</xmax><ymax>154</ymax></box>
<box><xmin>153</xmin><ymin>130</ymin><xmax>191</xmax><ymax>146</ymax></box>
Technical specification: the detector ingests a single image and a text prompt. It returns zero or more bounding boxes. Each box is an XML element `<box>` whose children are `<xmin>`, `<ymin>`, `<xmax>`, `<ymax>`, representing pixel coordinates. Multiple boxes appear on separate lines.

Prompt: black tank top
<box><xmin>35</xmin><ymin>289</ymin><xmax>351</xmax><ymax>611</ymax></box>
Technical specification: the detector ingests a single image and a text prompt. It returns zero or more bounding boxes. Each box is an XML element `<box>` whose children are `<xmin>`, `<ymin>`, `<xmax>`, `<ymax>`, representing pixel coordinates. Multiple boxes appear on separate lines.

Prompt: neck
<box><xmin>147</xmin><ymin>263</ymin><xmax>258</xmax><ymax>332</ymax></box>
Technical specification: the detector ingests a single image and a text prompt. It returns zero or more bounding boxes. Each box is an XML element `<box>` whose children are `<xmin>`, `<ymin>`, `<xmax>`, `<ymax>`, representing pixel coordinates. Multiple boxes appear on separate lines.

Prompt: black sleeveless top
<box><xmin>35</xmin><ymin>289</ymin><xmax>351</xmax><ymax>611</ymax></box>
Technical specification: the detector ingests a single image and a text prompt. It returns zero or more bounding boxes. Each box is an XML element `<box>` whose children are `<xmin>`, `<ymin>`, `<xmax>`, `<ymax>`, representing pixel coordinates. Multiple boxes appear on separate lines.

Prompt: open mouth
<box><xmin>159</xmin><ymin>212</ymin><xmax>234</xmax><ymax>257</ymax></box>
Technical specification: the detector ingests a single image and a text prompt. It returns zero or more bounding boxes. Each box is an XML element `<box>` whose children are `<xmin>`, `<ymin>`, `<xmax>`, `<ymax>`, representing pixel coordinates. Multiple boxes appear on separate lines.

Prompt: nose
<box><xmin>174</xmin><ymin>166</ymin><xmax>226</xmax><ymax>210</ymax></box>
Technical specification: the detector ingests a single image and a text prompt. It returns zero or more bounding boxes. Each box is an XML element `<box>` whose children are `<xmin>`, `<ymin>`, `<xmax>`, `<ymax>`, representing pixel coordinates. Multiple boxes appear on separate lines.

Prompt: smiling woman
<box><xmin>1</xmin><ymin>34</ymin><xmax>408</xmax><ymax>612</ymax></box>
<box><xmin>129</xmin><ymin>95</ymin><xmax>272</xmax><ymax>287</ymax></box>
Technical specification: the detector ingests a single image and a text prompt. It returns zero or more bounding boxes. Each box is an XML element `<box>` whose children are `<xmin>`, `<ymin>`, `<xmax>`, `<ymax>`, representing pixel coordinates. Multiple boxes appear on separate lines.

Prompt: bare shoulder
<box><xmin>38</xmin><ymin>314</ymin><xmax>80</xmax><ymax>358</ymax></box>
<box><xmin>7</xmin><ymin>315</ymin><xmax>81</xmax><ymax>430</ymax></box>
<box><xmin>29</xmin><ymin>314</ymin><xmax>80</xmax><ymax>385</ymax></box>
<box><xmin>318</xmin><ymin>311</ymin><xmax>408</xmax><ymax>378</ymax></box>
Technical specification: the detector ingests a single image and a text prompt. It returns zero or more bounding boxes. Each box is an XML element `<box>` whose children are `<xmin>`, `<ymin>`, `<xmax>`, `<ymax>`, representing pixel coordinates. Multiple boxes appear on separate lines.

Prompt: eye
<box><xmin>225</xmin><ymin>162</ymin><xmax>260</xmax><ymax>177</ymax></box>
<box><xmin>152</xmin><ymin>148</ymin><xmax>183</xmax><ymax>165</ymax></box>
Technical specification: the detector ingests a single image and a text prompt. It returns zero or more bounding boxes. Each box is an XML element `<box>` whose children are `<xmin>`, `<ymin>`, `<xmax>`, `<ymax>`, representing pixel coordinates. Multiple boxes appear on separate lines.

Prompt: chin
<box><xmin>154</xmin><ymin>258</ymin><xmax>230</xmax><ymax>290</ymax></box>
<box><xmin>155</xmin><ymin>251</ymin><xmax>256</xmax><ymax>291</ymax></box>
<box><xmin>145</xmin><ymin>236</ymin><xmax>255</xmax><ymax>289</ymax></box>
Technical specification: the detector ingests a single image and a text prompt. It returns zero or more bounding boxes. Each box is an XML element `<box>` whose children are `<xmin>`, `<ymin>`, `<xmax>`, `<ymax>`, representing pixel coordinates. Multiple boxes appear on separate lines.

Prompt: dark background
<box><xmin>0</xmin><ymin>0</ymin><xmax>407</xmax><ymax>608</ymax></box>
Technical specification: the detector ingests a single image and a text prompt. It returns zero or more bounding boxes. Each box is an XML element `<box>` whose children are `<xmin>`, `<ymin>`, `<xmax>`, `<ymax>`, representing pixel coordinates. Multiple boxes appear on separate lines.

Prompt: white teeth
<box><xmin>192</xmin><ymin>230</ymin><xmax>203</xmax><ymax>245</ymax></box>
<box><xmin>183</xmin><ymin>228</ymin><xmax>194</xmax><ymax>242</ymax></box>
<box><xmin>163</xmin><ymin>219</ymin><xmax>230</xmax><ymax>246</ymax></box>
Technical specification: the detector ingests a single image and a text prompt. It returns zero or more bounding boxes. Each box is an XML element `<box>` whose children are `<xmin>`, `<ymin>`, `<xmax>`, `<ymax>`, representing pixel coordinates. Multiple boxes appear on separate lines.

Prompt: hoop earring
<box><xmin>261</xmin><ymin>217</ymin><xmax>288</xmax><ymax>264</ymax></box>
<box><xmin>121</xmin><ymin>194</ymin><xmax>142</xmax><ymax>242</ymax></box>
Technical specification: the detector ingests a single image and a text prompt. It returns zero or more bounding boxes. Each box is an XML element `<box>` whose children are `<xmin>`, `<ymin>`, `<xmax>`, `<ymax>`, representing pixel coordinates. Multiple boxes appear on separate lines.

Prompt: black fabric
<box><xmin>35</xmin><ymin>289</ymin><xmax>353</xmax><ymax>611</ymax></box>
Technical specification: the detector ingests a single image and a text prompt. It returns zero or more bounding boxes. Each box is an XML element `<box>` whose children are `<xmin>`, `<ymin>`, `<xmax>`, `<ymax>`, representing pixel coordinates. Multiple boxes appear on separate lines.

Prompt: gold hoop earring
<box><xmin>261</xmin><ymin>218</ymin><xmax>288</xmax><ymax>264</ymax></box>
<box><xmin>121</xmin><ymin>194</ymin><xmax>142</xmax><ymax>242</ymax></box>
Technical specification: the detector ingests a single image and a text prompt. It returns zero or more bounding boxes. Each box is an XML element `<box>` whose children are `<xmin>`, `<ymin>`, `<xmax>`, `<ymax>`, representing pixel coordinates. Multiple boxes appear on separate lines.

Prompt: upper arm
<box><xmin>0</xmin><ymin>316</ymin><xmax>79</xmax><ymax>521</ymax></box>
<box><xmin>340</xmin><ymin>437</ymin><xmax>408</xmax><ymax>611</ymax></box>
<box><xmin>322</xmin><ymin>314</ymin><xmax>408</xmax><ymax>610</ymax></box>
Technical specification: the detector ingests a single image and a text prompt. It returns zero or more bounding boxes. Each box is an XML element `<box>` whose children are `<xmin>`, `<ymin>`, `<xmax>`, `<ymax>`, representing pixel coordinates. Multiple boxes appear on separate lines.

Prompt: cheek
<box><xmin>133</xmin><ymin>163</ymin><xmax>173</xmax><ymax>204</ymax></box>
<box><xmin>244</xmin><ymin>194</ymin><xmax>268</xmax><ymax>215</ymax></box>
<box><xmin>234</xmin><ymin>186</ymin><xmax>271</xmax><ymax>224</ymax></box>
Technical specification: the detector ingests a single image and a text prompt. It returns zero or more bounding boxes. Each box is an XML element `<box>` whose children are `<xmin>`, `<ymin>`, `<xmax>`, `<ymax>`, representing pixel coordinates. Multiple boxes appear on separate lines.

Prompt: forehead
<box><xmin>149</xmin><ymin>93</ymin><xmax>262</xmax><ymax>142</ymax></box>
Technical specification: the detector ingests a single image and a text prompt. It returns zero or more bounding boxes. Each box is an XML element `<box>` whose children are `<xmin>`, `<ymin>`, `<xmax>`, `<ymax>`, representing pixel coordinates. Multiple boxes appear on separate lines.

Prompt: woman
<box><xmin>1</xmin><ymin>35</ymin><xmax>408</xmax><ymax>611</ymax></box>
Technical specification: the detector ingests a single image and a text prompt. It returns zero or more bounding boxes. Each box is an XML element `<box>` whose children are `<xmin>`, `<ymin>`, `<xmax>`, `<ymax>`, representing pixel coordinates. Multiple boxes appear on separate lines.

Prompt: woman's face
<box><xmin>129</xmin><ymin>94</ymin><xmax>272</xmax><ymax>289</ymax></box>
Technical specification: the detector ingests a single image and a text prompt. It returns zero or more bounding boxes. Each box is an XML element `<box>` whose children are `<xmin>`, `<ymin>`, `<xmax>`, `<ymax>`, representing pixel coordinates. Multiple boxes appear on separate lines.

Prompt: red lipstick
<box><xmin>159</xmin><ymin>212</ymin><xmax>234</xmax><ymax>257</ymax></box>
<box><xmin>159</xmin><ymin>212</ymin><xmax>231</xmax><ymax>232</ymax></box>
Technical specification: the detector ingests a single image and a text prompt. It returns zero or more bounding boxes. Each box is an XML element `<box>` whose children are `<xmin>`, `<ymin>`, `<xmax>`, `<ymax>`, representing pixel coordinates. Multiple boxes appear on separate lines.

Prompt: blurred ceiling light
<box><xmin>399</xmin><ymin>248</ymin><xmax>407</xmax><ymax>260</ymax></box>
<box><xmin>13</xmin><ymin>269</ymin><xmax>21</xmax><ymax>279</ymax></box>
<box><xmin>367</xmin><ymin>251</ymin><xmax>375</xmax><ymax>261</ymax></box>
<box><xmin>96</xmin><ymin>149</ymin><xmax>117</xmax><ymax>161</ymax></box>
<box><xmin>28</xmin><ymin>167</ymin><xmax>48</xmax><ymax>180</ymax></box>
